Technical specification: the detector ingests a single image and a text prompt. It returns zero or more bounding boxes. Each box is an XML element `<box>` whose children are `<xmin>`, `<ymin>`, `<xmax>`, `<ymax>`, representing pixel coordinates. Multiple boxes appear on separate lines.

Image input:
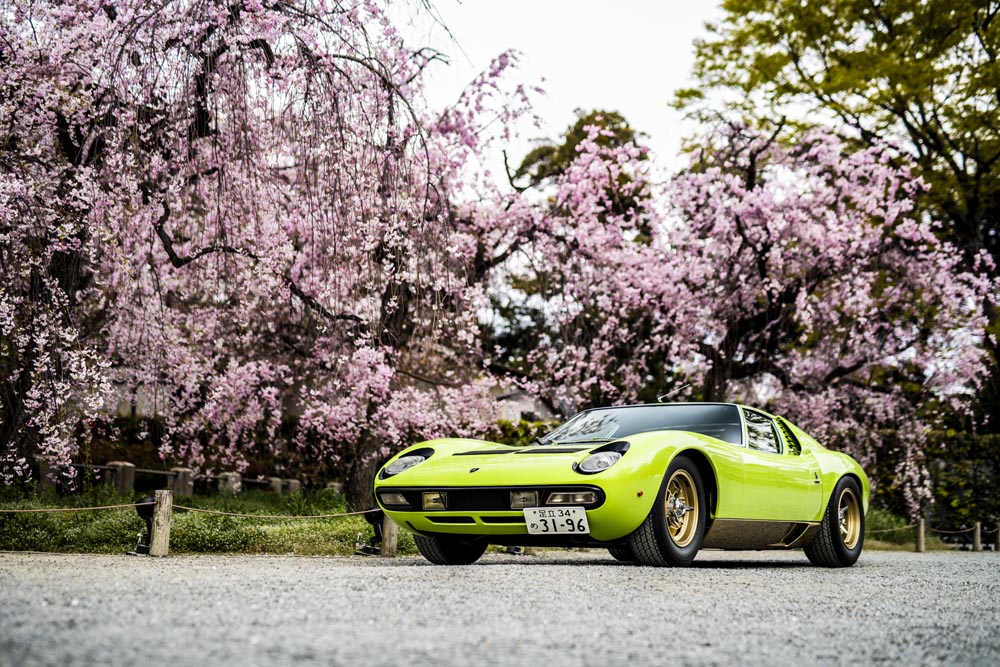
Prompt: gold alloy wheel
<box><xmin>664</xmin><ymin>469</ymin><xmax>698</xmax><ymax>547</ymax></box>
<box><xmin>838</xmin><ymin>486</ymin><xmax>862</xmax><ymax>549</ymax></box>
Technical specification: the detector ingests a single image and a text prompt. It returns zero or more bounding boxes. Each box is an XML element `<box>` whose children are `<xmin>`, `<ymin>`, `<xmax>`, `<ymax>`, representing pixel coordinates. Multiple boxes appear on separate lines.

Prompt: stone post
<box><xmin>915</xmin><ymin>517</ymin><xmax>925</xmax><ymax>553</ymax></box>
<box><xmin>285</xmin><ymin>479</ymin><xmax>301</xmax><ymax>495</ymax></box>
<box><xmin>218</xmin><ymin>472</ymin><xmax>241</xmax><ymax>494</ymax></box>
<box><xmin>106</xmin><ymin>461</ymin><xmax>135</xmax><ymax>495</ymax></box>
<box><xmin>169</xmin><ymin>467</ymin><xmax>194</xmax><ymax>496</ymax></box>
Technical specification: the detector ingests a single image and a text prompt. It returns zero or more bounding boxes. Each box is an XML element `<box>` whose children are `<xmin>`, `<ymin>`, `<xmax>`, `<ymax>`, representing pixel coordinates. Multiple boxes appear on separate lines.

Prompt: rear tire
<box><xmin>413</xmin><ymin>534</ymin><xmax>488</xmax><ymax>565</ymax></box>
<box><xmin>607</xmin><ymin>544</ymin><xmax>637</xmax><ymax>562</ymax></box>
<box><xmin>805</xmin><ymin>476</ymin><xmax>864</xmax><ymax>567</ymax></box>
<box><xmin>628</xmin><ymin>454</ymin><xmax>706</xmax><ymax>566</ymax></box>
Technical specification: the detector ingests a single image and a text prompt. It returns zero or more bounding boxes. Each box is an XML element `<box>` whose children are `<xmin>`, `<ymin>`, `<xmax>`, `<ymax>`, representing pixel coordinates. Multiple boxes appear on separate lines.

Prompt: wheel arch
<box><xmin>674</xmin><ymin>448</ymin><xmax>718</xmax><ymax>523</ymax></box>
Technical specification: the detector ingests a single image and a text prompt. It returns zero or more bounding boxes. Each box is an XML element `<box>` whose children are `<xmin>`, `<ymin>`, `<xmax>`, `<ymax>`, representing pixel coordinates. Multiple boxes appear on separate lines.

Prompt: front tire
<box><xmin>413</xmin><ymin>534</ymin><xmax>488</xmax><ymax>565</ymax></box>
<box><xmin>628</xmin><ymin>454</ymin><xmax>706</xmax><ymax>566</ymax></box>
<box><xmin>805</xmin><ymin>476</ymin><xmax>865</xmax><ymax>567</ymax></box>
<box><xmin>607</xmin><ymin>544</ymin><xmax>637</xmax><ymax>562</ymax></box>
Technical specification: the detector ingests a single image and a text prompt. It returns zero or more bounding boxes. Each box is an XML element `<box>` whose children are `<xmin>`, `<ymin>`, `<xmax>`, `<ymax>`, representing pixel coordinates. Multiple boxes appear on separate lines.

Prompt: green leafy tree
<box><xmin>678</xmin><ymin>0</ymin><xmax>1000</xmax><ymax>425</ymax></box>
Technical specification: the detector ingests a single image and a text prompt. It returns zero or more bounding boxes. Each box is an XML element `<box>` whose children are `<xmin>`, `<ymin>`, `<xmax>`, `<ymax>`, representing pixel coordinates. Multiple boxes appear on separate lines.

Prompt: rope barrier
<box><xmin>172</xmin><ymin>504</ymin><xmax>380</xmax><ymax>519</ymax></box>
<box><xmin>927</xmin><ymin>526</ymin><xmax>977</xmax><ymax>535</ymax></box>
<box><xmin>0</xmin><ymin>502</ymin><xmax>154</xmax><ymax>514</ymax></box>
<box><xmin>867</xmin><ymin>524</ymin><xmax>916</xmax><ymax>534</ymax></box>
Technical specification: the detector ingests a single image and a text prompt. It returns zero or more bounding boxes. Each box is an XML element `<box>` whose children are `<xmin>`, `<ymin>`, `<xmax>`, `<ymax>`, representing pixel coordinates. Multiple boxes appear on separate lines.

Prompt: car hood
<box><xmin>378</xmin><ymin>438</ymin><xmax>606</xmax><ymax>486</ymax></box>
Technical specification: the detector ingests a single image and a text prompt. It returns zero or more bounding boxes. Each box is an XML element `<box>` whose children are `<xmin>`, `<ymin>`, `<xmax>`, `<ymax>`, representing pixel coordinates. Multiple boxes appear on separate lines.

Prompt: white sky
<box><xmin>403</xmin><ymin>0</ymin><xmax>725</xmax><ymax>170</ymax></box>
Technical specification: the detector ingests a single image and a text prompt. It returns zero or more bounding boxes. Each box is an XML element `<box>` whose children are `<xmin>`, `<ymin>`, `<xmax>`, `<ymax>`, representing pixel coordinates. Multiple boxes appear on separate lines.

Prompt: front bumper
<box><xmin>376</xmin><ymin>481</ymin><xmax>652</xmax><ymax>543</ymax></box>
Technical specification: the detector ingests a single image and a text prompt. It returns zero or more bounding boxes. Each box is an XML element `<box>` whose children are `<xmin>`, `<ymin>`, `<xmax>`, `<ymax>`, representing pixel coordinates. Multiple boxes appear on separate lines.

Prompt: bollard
<box><xmin>916</xmin><ymin>517</ymin><xmax>925</xmax><ymax>553</ymax></box>
<box><xmin>170</xmin><ymin>467</ymin><xmax>194</xmax><ymax>496</ymax></box>
<box><xmin>381</xmin><ymin>515</ymin><xmax>398</xmax><ymax>558</ymax></box>
<box><xmin>150</xmin><ymin>489</ymin><xmax>172</xmax><ymax>557</ymax></box>
<box><xmin>218</xmin><ymin>472</ymin><xmax>241</xmax><ymax>494</ymax></box>
<box><xmin>268</xmin><ymin>477</ymin><xmax>283</xmax><ymax>494</ymax></box>
<box><xmin>106</xmin><ymin>461</ymin><xmax>135</xmax><ymax>495</ymax></box>
<box><xmin>973</xmin><ymin>521</ymin><xmax>982</xmax><ymax>552</ymax></box>
<box><xmin>285</xmin><ymin>479</ymin><xmax>302</xmax><ymax>495</ymax></box>
<box><xmin>996</xmin><ymin>522</ymin><xmax>1000</xmax><ymax>552</ymax></box>
<box><xmin>325</xmin><ymin>481</ymin><xmax>344</xmax><ymax>494</ymax></box>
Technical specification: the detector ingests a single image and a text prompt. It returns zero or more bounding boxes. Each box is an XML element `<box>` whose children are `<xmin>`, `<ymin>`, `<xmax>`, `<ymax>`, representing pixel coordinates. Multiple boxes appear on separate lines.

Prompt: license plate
<box><xmin>523</xmin><ymin>507</ymin><xmax>590</xmax><ymax>535</ymax></box>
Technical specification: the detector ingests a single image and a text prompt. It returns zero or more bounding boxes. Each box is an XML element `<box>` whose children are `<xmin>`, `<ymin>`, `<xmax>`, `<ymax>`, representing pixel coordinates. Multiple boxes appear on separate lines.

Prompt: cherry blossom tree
<box><xmin>1</xmin><ymin>1</ymin><xmax>991</xmax><ymax>516</ymax></box>
<box><xmin>490</xmin><ymin>120</ymin><xmax>991</xmax><ymax>514</ymax></box>
<box><xmin>0</xmin><ymin>0</ymin><xmax>523</xmax><ymax>507</ymax></box>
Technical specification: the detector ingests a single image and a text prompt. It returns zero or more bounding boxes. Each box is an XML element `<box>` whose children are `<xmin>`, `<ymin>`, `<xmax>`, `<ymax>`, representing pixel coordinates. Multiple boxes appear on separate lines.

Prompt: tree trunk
<box><xmin>345</xmin><ymin>452</ymin><xmax>382</xmax><ymax>511</ymax></box>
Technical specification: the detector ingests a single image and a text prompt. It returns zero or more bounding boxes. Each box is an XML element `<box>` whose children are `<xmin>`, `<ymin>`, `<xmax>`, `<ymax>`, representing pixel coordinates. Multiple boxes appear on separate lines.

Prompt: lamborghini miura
<box><xmin>374</xmin><ymin>402</ymin><xmax>868</xmax><ymax>567</ymax></box>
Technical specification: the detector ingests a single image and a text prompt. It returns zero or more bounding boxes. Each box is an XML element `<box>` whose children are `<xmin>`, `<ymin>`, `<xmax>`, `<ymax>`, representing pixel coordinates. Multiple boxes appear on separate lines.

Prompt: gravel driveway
<box><xmin>1</xmin><ymin>549</ymin><xmax>997</xmax><ymax>666</ymax></box>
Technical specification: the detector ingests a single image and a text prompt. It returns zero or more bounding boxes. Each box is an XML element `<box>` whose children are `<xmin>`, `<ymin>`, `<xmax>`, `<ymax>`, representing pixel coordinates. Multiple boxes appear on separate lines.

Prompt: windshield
<box><xmin>540</xmin><ymin>404</ymin><xmax>743</xmax><ymax>445</ymax></box>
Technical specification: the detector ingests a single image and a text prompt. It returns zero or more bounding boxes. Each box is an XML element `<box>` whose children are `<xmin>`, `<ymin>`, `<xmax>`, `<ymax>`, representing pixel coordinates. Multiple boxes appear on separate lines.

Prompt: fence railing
<box><xmin>41</xmin><ymin>458</ymin><xmax>310</xmax><ymax>497</ymax></box>
<box><xmin>867</xmin><ymin>517</ymin><xmax>1000</xmax><ymax>552</ymax></box>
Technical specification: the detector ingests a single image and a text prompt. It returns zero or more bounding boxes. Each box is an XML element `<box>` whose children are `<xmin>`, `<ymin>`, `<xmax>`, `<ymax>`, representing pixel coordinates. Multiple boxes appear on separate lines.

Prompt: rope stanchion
<box><xmin>171</xmin><ymin>504</ymin><xmax>380</xmax><ymax>520</ymax></box>
<box><xmin>867</xmin><ymin>524</ymin><xmax>916</xmax><ymax>535</ymax></box>
<box><xmin>0</xmin><ymin>502</ymin><xmax>154</xmax><ymax>514</ymax></box>
<box><xmin>928</xmin><ymin>526</ymin><xmax>977</xmax><ymax>535</ymax></box>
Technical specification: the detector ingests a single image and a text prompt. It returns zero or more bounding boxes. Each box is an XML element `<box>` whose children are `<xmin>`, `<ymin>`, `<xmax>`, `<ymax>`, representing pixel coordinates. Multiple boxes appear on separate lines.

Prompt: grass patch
<box><xmin>0</xmin><ymin>486</ymin><xmax>415</xmax><ymax>556</ymax></box>
<box><xmin>864</xmin><ymin>507</ymin><xmax>950</xmax><ymax>551</ymax></box>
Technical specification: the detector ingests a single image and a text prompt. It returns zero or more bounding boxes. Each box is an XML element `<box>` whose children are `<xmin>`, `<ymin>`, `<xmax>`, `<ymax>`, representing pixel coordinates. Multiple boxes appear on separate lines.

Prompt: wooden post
<box><xmin>218</xmin><ymin>472</ymin><xmax>241</xmax><ymax>494</ymax></box>
<box><xmin>106</xmin><ymin>461</ymin><xmax>135</xmax><ymax>495</ymax></box>
<box><xmin>973</xmin><ymin>521</ymin><xmax>982</xmax><ymax>552</ymax></box>
<box><xmin>150</xmin><ymin>489</ymin><xmax>172</xmax><ymax>557</ymax></box>
<box><xmin>381</xmin><ymin>515</ymin><xmax>398</xmax><ymax>558</ymax></box>
<box><xmin>915</xmin><ymin>517</ymin><xmax>925</xmax><ymax>553</ymax></box>
<box><xmin>170</xmin><ymin>467</ymin><xmax>193</xmax><ymax>496</ymax></box>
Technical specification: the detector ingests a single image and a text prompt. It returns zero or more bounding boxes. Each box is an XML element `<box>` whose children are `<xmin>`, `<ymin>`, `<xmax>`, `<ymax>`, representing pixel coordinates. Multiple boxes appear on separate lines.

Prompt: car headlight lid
<box><xmin>383</xmin><ymin>455</ymin><xmax>426</xmax><ymax>477</ymax></box>
<box><xmin>578</xmin><ymin>451</ymin><xmax>622</xmax><ymax>474</ymax></box>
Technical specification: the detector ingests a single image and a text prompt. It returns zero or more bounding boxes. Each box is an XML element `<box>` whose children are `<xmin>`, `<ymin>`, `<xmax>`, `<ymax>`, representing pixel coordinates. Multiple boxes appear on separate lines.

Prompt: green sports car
<box><xmin>374</xmin><ymin>402</ymin><xmax>868</xmax><ymax>567</ymax></box>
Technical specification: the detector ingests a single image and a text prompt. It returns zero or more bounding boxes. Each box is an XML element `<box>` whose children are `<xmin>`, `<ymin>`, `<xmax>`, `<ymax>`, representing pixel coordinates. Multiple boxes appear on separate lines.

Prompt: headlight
<box><xmin>383</xmin><ymin>455</ymin><xmax>426</xmax><ymax>477</ymax></box>
<box><xmin>577</xmin><ymin>451</ymin><xmax>622</xmax><ymax>474</ymax></box>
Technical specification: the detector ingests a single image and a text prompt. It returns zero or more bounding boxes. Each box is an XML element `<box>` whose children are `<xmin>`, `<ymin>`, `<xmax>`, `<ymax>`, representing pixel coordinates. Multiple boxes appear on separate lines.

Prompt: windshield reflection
<box><xmin>540</xmin><ymin>404</ymin><xmax>743</xmax><ymax>445</ymax></box>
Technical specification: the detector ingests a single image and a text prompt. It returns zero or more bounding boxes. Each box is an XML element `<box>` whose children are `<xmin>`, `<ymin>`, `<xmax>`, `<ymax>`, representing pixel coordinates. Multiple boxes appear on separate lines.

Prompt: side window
<box><xmin>775</xmin><ymin>417</ymin><xmax>802</xmax><ymax>455</ymax></box>
<box><xmin>742</xmin><ymin>409</ymin><xmax>782</xmax><ymax>454</ymax></box>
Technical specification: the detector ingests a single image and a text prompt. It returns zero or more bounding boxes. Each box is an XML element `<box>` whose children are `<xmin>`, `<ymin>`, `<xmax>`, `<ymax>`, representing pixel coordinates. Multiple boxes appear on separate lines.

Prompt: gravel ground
<box><xmin>0</xmin><ymin>549</ymin><xmax>997</xmax><ymax>667</ymax></box>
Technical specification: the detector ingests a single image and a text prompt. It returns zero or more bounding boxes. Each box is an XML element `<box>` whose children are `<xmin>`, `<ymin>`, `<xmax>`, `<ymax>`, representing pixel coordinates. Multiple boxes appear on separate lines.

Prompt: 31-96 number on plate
<box><xmin>523</xmin><ymin>507</ymin><xmax>589</xmax><ymax>535</ymax></box>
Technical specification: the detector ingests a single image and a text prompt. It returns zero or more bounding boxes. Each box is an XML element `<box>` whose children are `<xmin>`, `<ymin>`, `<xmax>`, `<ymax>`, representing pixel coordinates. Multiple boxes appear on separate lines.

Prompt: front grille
<box><xmin>385</xmin><ymin>486</ymin><xmax>605</xmax><ymax>511</ymax></box>
<box><xmin>447</xmin><ymin>489</ymin><xmax>511</xmax><ymax>511</ymax></box>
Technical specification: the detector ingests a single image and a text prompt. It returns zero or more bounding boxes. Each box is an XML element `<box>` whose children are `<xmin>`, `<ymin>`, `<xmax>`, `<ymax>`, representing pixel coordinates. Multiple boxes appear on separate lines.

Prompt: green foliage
<box><xmin>866</xmin><ymin>507</ymin><xmax>915</xmax><ymax>545</ymax></box>
<box><xmin>681</xmin><ymin>0</ymin><xmax>1000</xmax><ymax>260</ymax></box>
<box><xmin>514</xmin><ymin>110</ymin><xmax>642</xmax><ymax>187</ymax></box>
<box><xmin>0</xmin><ymin>486</ymin><xmax>145</xmax><ymax>553</ymax></box>
<box><xmin>865</xmin><ymin>507</ymin><xmax>950</xmax><ymax>550</ymax></box>
<box><xmin>926</xmin><ymin>431</ymin><xmax>1000</xmax><ymax>527</ymax></box>
<box><xmin>0</xmin><ymin>487</ymin><xmax>416</xmax><ymax>555</ymax></box>
<box><xmin>494</xmin><ymin>420</ymin><xmax>558</xmax><ymax>447</ymax></box>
